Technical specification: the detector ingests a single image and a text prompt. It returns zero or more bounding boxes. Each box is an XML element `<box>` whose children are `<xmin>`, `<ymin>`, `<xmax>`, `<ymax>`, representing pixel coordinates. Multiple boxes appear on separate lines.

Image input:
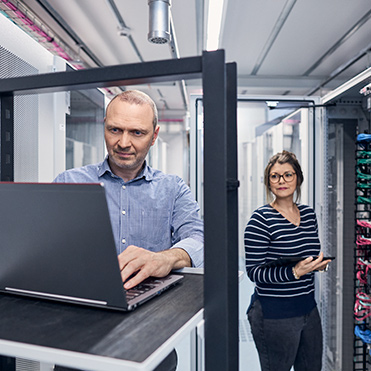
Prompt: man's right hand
<box><xmin>118</xmin><ymin>245</ymin><xmax>191</xmax><ymax>289</ymax></box>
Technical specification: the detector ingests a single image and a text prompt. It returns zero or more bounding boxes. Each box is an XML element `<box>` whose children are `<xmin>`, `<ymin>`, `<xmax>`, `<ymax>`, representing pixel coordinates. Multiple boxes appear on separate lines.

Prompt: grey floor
<box><xmin>239</xmin><ymin>272</ymin><xmax>261</xmax><ymax>371</ymax></box>
<box><xmin>175</xmin><ymin>271</ymin><xmax>260</xmax><ymax>371</ymax></box>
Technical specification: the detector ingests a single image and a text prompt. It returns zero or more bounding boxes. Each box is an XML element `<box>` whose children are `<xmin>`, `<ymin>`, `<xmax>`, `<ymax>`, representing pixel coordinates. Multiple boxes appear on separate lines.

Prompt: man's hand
<box><xmin>293</xmin><ymin>252</ymin><xmax>332</xmax><ymax>278</ymax></box>
<box><xmin>118</xmin><ymin>245</ymin><xmax>191</xmax><ymax>289</ymax></box>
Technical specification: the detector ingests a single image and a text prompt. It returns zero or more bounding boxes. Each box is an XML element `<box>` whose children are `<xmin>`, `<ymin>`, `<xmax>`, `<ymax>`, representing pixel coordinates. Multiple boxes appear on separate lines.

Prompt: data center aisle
<box><xmin>239</xmin><ymin>272</ymin><xmax>260</xmax><ymax>370</ymax></box>
<box><xmin>175</xmin><ymin>271</ymin><xmax>260</xmax><ymax>371</ymax></box>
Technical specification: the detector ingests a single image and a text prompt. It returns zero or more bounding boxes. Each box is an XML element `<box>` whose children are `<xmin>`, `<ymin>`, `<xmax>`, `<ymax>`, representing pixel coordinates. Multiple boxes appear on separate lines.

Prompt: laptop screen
<box><xmin>0</xmin><ymin>182</ymin><xmax>128</xmax><ymax>309</ymax></box>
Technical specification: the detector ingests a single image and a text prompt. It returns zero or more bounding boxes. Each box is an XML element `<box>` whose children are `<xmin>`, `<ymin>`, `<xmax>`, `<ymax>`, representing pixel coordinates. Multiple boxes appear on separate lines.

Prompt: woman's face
<box><xmin>269</xmin><ymin>162</ymin><xmax>297</xmax><ymax>201</ymax></box>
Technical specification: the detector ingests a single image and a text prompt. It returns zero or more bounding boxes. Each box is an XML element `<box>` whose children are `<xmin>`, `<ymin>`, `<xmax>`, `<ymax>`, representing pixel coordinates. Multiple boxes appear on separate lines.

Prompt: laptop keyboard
<box><xmin>125</xmin><ymin>279</ymin><xmax>162</xmax><ymax>301</ymax></box>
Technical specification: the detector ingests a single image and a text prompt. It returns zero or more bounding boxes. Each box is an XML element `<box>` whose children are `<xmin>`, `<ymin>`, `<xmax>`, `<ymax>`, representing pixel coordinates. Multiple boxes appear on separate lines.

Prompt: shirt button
<box><xmin>122</xmin><ymin>185</ymin><xmax>126</xmax><ymax>190</ymax></box>
<box><xmin>122</xmin><ymin>210</ymin><xmax>126</xmax><ymax>215</ymax></box>
<box><xmin>122</xmin><ymin>239</ymin><xmax>126</xmax><ymax>244</ymax></box>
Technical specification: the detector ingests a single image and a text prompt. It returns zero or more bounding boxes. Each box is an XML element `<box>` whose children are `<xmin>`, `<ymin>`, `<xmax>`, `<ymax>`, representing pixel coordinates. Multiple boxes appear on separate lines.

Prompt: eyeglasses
<box><xmin>269</xmin><ymin>171</ymin><xmax>296</xmax><ymax>184</ymax></box>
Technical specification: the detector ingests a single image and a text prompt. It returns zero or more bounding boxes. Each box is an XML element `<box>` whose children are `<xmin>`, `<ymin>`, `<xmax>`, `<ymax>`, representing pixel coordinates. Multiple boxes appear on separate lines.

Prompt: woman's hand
<box><xmin>293</xmin><ymin>252</ymin><xmax>331</xmax><ymax>279</ymax></box>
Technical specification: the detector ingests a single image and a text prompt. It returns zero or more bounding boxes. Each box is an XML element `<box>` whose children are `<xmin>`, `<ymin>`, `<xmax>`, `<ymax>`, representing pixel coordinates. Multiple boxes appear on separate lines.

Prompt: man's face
<box><xmin>104</xmin><ymin>100</ymin><xmax>159</xmax><ymax>180</ymax></box>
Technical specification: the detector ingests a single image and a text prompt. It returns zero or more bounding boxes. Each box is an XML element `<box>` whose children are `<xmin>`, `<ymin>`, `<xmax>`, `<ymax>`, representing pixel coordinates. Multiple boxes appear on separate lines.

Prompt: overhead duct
<box><xmin>148</xmin><ymin>0</ymin><xmax>171</xmax><ymax>44</ymax></box>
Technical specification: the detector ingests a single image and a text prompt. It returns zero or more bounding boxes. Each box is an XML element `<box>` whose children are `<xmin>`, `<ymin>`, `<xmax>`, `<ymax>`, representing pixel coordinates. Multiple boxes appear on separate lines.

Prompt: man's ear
<box><xmin>151</xmin><ymin>126</ymin><xmax>160</xmax><ymax>145</ymax></box>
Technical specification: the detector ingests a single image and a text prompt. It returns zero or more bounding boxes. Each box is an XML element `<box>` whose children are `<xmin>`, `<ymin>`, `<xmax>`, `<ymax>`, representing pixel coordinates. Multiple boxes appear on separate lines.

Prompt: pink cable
<box><xmin>0</xmin><ymin>0</ymin><xmax>72</xmax><ymax>61</ymax></box>
<box><xmin>357</xmin><ymin>220</ymin><xmax>371</xmax><ymax>229</ymax></box>
<box><xmin>357</xmin><ymin>271</ymin><xmax>368</xmax><ymax>285</ymax></box>
<box><xmin>354</xmin><ymin>294</ymin><xmax>371</xmax><ymax>321</ymax></box>
<box><xmin>357</xmin><ymin>235</ymin><xmax>371</xmax><ymax>246</ymax></box>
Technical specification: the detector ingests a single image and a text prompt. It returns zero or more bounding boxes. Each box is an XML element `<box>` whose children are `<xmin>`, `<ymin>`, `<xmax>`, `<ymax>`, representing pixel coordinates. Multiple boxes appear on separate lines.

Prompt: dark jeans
<box><xmin>247</xmin><ymin>300</ymin><xmax>322</xmax><ymax>371</ymax></box>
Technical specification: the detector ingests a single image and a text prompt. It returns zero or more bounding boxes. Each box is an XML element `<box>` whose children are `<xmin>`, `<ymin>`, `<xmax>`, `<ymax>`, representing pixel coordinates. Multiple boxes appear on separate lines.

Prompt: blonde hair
<box><xmin>264</xmin><ymin>150</ymin><xmax>304</xmax><ymax>203</ymax></box>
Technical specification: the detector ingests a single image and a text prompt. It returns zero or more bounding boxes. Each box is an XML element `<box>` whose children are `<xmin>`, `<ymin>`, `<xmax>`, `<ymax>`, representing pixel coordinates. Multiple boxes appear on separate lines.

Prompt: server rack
<box><xmin>354</xmin><ymin>133</ymin><xmax>371</xmax><ymax>370</ymax></box>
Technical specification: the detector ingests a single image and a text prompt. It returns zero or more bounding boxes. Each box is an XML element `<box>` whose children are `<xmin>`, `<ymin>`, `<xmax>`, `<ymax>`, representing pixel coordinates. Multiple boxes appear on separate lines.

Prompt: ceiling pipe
<box><xmin>251</xmin><ymin>0</ymin><xmax>297</xmax><ymax>75</ymax></box>
<box><xmin>35</xmin><ymin>0</ymin><xmax>103</xmax><ymax>67</ymax></box>
<box><xmin>104</xmin><ymin>0</ymin><xmax>144</xmax><ymax>63</ymax></box>
<box><xmin>169</xmin><ymin>12</ymin><xmax>189</xmax><ymax>111</ymax></box>
<box><xmin>307</xmin><ymin>43</ymin><xmax>371</xmax><ymax>96</ymax></box>
<box><xmin>304</xmin><ymin>9</ymin><xmax>371</xmax><ymax>76</ymax></box>
<box><xmin>195</xmin><ymin>0</ymin><xmax>204</xmax><ymax>55</ymax></box>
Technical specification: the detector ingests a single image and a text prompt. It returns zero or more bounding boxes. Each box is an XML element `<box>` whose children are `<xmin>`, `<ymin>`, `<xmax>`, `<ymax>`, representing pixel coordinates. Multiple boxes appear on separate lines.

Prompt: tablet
<box><xmin>262</xmin><ymin>257</ymin><xmax>304</xmax><ymax>268</ymax></box>
<box><xmin>262</xmin><ymin>256</ymin><xmax>335</xmax><ymax>268</ymax></box>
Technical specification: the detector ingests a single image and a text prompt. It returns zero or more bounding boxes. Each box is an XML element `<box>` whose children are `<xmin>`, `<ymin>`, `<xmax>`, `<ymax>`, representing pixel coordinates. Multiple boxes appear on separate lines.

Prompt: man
<box><xmin>54</xmin><ymin>90</ymin><xmax>203</xmax><ymax>290</ymax></box>
<box><xmin>53</xmin><ymin>90</ymin><xmax>203</xmax><ymax>371</ymax></box>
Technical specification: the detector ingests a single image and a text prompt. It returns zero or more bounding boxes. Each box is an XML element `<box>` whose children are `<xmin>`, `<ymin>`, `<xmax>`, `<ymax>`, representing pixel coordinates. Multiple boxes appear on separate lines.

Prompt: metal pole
<box><xmin>0</xmin><ymin>95</ymin><xmax>14</xmax><ymax>181</ymax></box>
<box><xmin>203</xmin><ymin>50</ymin><xmax>238</xmax><ymax>370</ymax></box>
<box><xmin>226</xmin><ymin>62</ymin><xmax>239</xmax><ymax>370</ymax></box>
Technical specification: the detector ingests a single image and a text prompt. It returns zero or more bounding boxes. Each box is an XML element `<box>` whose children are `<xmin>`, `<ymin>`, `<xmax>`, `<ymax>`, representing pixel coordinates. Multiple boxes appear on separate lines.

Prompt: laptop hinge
<box><xmin>5</xmin><ymin>287</ymin><xmax>108</xmax><ymax>306</ymax></box>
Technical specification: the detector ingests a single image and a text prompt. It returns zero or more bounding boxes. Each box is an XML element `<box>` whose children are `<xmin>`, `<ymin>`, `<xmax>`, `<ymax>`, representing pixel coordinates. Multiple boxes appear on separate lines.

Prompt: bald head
<box><xmin>105</xmin><ymin>90</ymin><xmax>158</xmax><ymax>129</ymax></box>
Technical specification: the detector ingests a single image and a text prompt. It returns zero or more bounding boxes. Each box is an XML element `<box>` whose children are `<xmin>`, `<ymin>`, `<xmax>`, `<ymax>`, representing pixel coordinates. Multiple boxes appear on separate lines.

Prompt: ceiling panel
<box><xmin>45</xmin><ymin>0</ymin><xmax>148</xmax><ymax>65</ymax></box>
<box><xmin>221</xmin><ymin>0</ymin><xmax>289</xmax><ymax>75</ymax></box>
<box><xmin>252</xmin><ymin>0</ymin><xmax>371</xmax><ymax>76</ymax></box>
<box><xmin>171</xmin><ymin>0</ymin><xmax>199</xmax><ymax>58</ymax></box>
<box><xmin>311</xmin><ymin>22</ymin><xmax>371</xmax><ymax>76</ymax></box>
<box><xmin>4</xmin><ymin>0</ymin><xmax>371</xmax><ymax>117</ymax></box>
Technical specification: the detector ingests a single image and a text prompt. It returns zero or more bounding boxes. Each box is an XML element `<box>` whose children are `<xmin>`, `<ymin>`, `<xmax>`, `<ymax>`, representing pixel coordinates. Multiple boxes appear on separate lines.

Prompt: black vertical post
<box><xmin>0</xmin><ymin>94</ymin><xmax>15</xmax><ymax>370</ymax></box>
<box><xmin>0</xmin><ymin>95</ymin><xmax>16</xmax><ymax>371</ymax></box>
<box><xmin>226</xmin><ymin>62</ymin><xmax>239</xmax><ymax>370</ymax></box>
<box><xmin>0</xmin><ymin>356</ymin><xmax>15</xmax><ymax>371</ymax></box>
<box><xmin>0</xmin><ymin>95</ymin><xmax>14</xmax><ymax>181</ymax></box>
<box><xmin>203</xmin><ymin>50</ymin><xmax>238</xmax><ymax>370</ymax></box>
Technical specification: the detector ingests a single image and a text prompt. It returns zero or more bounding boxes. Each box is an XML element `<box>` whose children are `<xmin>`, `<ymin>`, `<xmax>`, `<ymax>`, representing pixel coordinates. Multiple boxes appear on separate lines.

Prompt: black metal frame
<box><xmin>0</xmin><ymin>50</ymin><xmax>239</xmax><ymax>371</ymax></box>
<box><xmin>0</xmin><ymin>95</ymin><xmax>14</xmax><ymax>182</ymax></box>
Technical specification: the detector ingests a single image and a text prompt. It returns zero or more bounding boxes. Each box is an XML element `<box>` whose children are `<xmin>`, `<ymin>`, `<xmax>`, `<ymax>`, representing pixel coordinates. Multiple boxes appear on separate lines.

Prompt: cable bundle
<box><xmin>354</xmin><ymin>133</ymin><xmax>371</xmax><ymax>369</ymax></box>
<box><xmin>355</xmin><ymin>324</ymin><xmax>371</xmax><ymax>357</ymax></box>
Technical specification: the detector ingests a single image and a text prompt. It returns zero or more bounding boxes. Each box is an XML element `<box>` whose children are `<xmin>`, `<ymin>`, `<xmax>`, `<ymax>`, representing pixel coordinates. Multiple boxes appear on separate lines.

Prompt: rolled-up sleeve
<box><xmin>171</xmin><ymin>178</ymin><xmax>204</xmax><ymax>267</ymax></box>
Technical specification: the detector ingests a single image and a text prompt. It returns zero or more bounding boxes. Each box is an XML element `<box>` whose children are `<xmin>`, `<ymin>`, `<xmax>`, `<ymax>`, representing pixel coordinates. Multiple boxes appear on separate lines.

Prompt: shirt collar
<box><xmin>139</xmin><ymin>161</ymin><xmax>154</xmax><ymax>181</ymax></box>
<box><xmin>97</xmin><ymin>156</ymin><xmax>112</xmax><ymax>178</ymax></box>
<box><xmin>97</xmin><ymin>156</ymin><xmax>153</xmax><ymax>182</ymax></box>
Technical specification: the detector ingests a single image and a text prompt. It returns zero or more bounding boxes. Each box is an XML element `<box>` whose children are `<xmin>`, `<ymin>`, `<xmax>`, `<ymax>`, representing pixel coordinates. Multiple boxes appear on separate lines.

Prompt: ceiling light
<box><xmin>266</xmin><ymin>101</ymin><xmax>280</xmax><ymax>108</ymax></box>
<box><xmin>148</xmin><ymin>0</ymin><xmax>171</xmax><ymax>44</ymax></box>
<box><xmin>206</xmin><ymin>0</ymin><xmax>225</xmax><ymax>51</ymax></box>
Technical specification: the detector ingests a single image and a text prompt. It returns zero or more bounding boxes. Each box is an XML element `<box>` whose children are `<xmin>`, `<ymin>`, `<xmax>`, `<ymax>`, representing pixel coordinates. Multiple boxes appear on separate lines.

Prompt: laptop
<box><xmin>0</xmin><ymin>182</ymin><xmax>183</xmax><ymax>311</ymax></box>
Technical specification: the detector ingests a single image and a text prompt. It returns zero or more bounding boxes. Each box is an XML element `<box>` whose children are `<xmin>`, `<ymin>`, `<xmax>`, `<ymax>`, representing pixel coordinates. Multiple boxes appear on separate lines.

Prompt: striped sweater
<box><xmin>244</xmin><ymin>204</ymin><xmax>321</xmax><ymax>319</ymax></box>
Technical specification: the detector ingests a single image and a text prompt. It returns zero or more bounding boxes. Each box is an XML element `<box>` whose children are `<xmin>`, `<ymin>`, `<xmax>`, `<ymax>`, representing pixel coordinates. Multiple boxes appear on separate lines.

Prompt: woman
<box><xmin>245</xmin><ymin>150</ymin><xmax>331</xmax><ymax>371</ymax></box>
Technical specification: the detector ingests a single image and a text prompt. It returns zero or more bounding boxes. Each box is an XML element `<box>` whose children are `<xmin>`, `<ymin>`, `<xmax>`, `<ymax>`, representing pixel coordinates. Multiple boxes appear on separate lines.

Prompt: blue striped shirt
<box><xmin>244</xmin><ymin>204</ymin><xmax>320</xmax><ymax>318</ymax></box>
<box><xmin>54</xmin><ymin>157</ymin><xmax>204</xmax><ymax>267</ymax></box>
